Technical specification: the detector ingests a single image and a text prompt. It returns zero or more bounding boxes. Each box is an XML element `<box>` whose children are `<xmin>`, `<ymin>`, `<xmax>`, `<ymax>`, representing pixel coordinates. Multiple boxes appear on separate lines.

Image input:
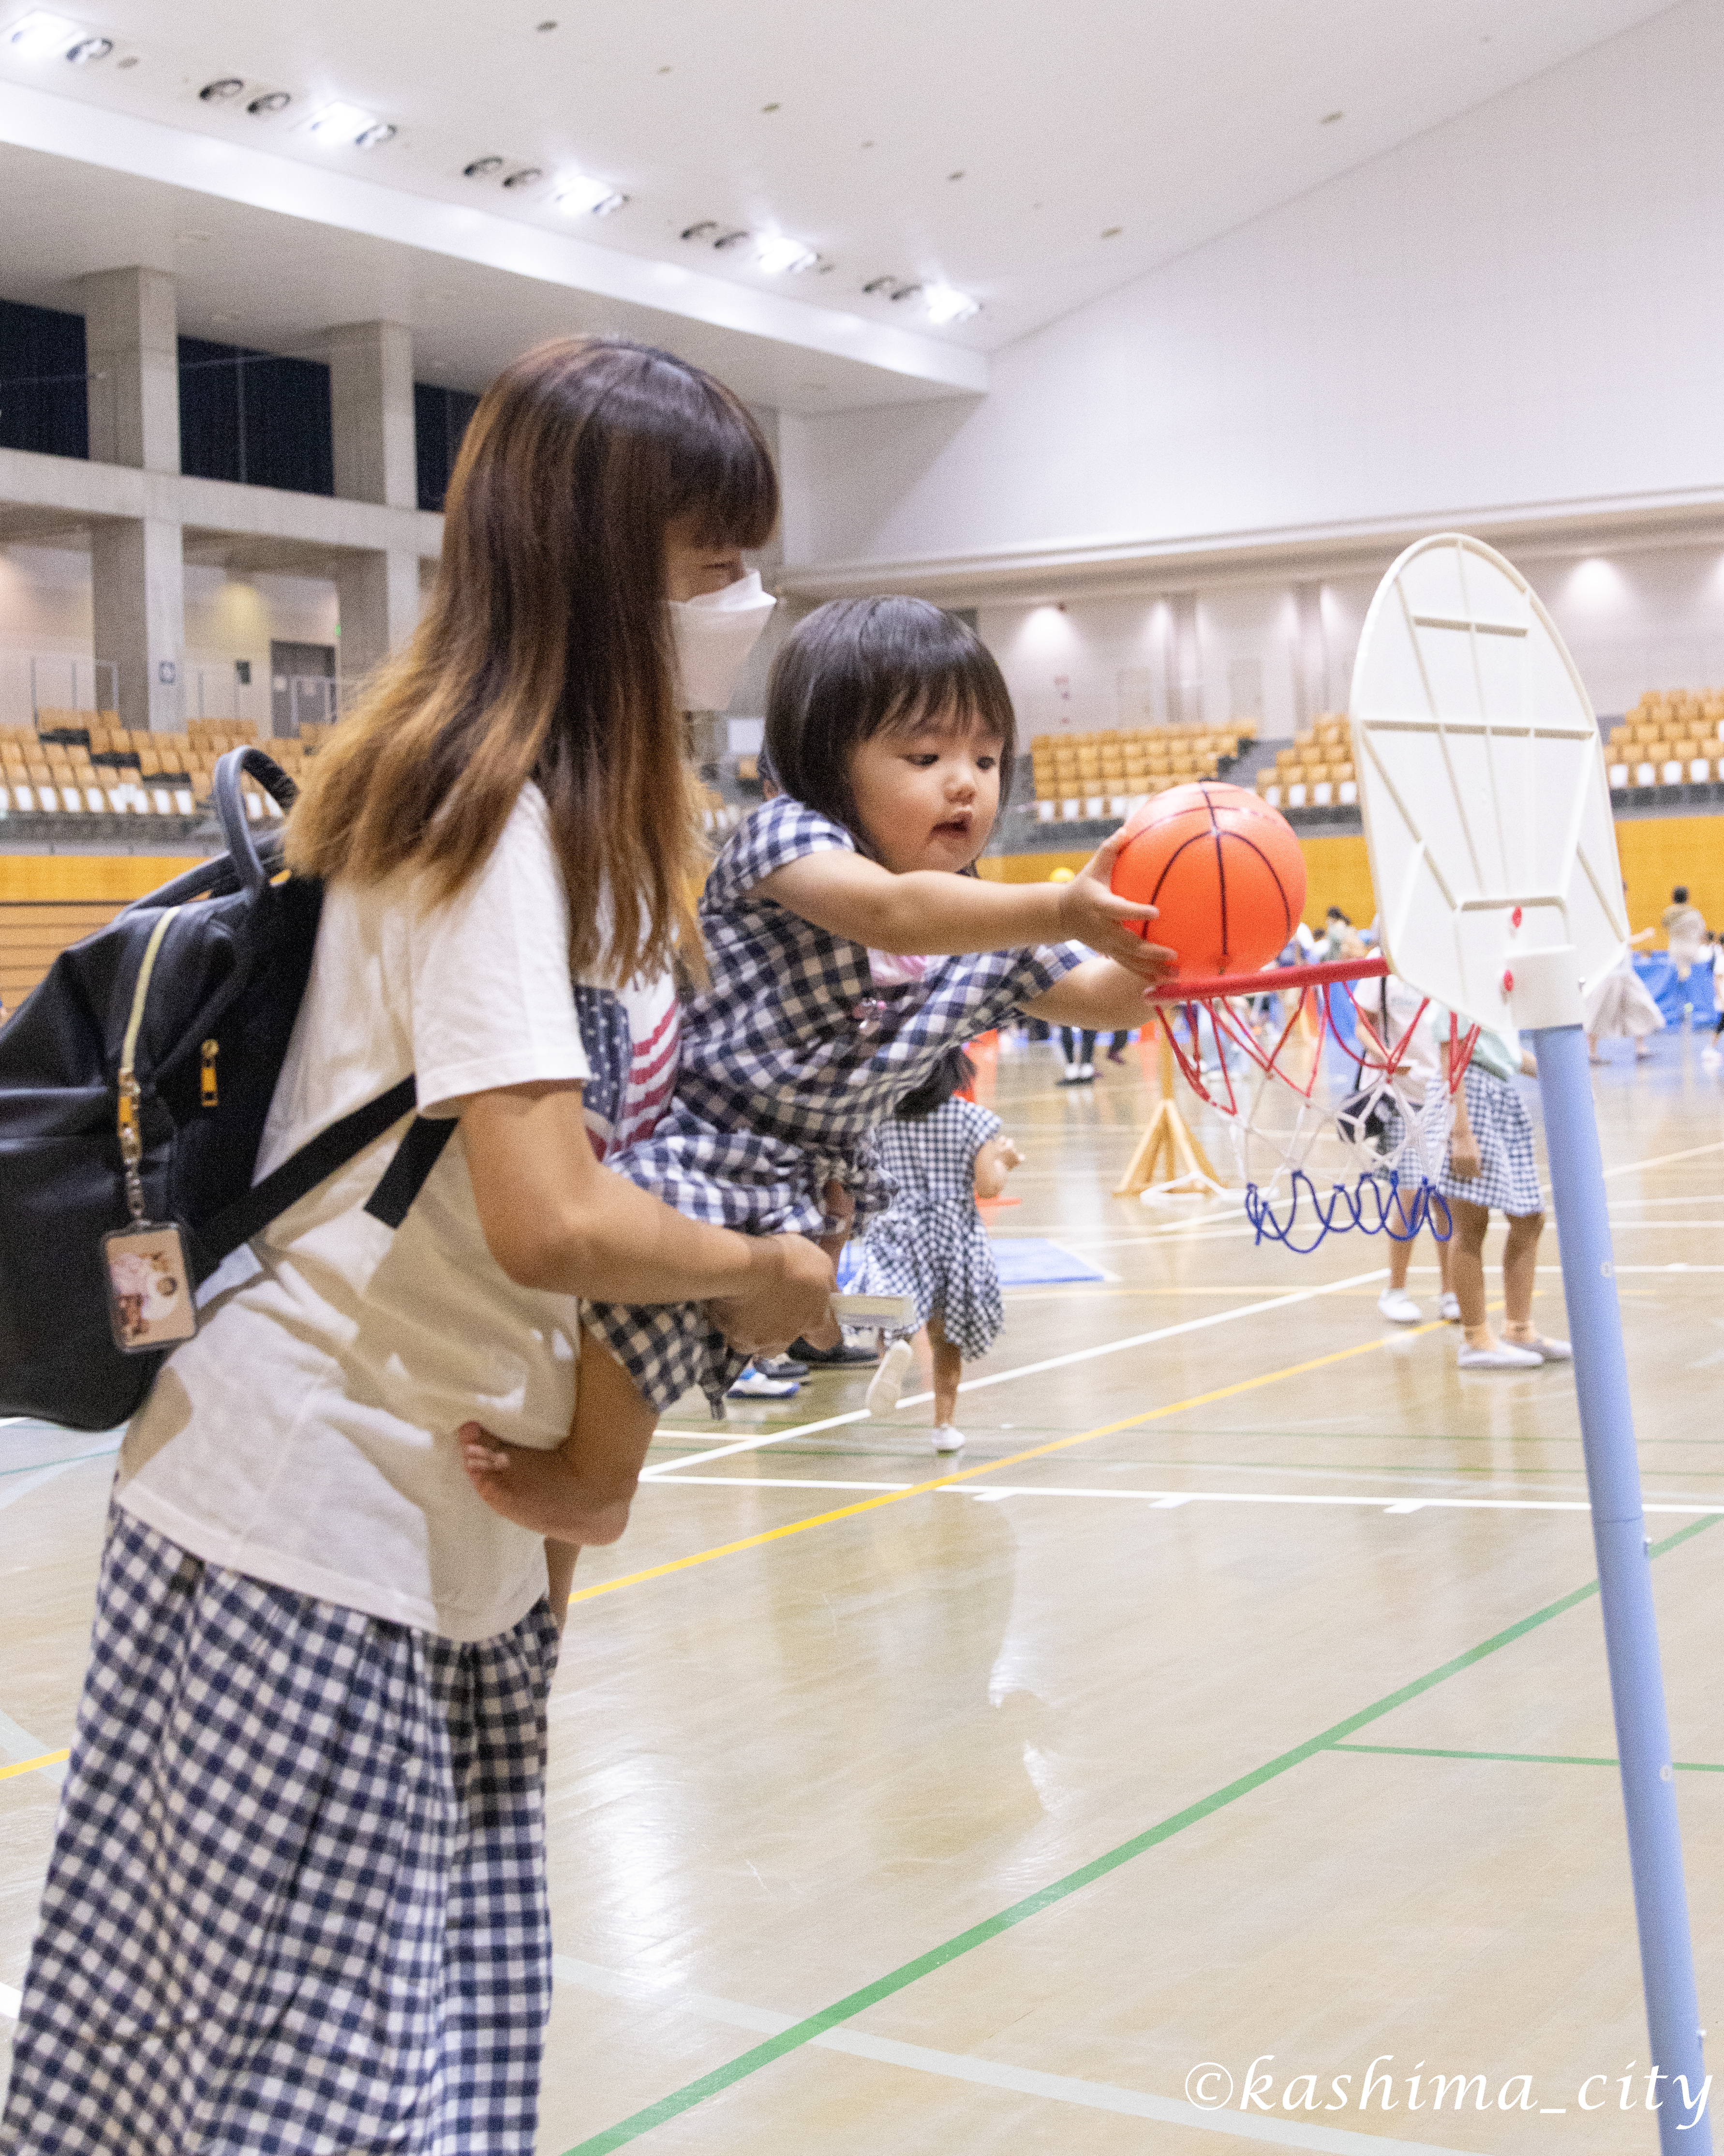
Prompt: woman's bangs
<box><xmin>663</xmin><ymin>381</ymin><xmax>779</xmax><ymax>552</ymax></box>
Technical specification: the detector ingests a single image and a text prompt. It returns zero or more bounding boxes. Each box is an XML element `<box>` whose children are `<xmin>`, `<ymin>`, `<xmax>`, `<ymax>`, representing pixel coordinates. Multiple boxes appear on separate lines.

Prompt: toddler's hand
<box><xmin>1062</xmin><ymin>833</ymin><xmax>1178</xmax><ymax>980</ymax></box>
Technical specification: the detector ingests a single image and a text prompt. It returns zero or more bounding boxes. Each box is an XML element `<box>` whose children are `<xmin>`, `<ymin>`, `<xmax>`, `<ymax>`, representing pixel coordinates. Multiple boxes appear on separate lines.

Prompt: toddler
<box><xmin>463</xmin><ymin>597</ymin><xmax>1173</xmax><ymax>1534</ymax></box>
<box><xmin>851</xmin><ymin>1046</ymin><xmax>1020</xmax><ymax>1453</ymax></box>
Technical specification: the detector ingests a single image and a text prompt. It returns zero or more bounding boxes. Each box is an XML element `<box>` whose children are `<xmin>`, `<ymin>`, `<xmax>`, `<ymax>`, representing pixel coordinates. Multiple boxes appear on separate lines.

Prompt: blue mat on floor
<box><xmin>988</xmin><ymin>1238</ymin><xmax>1108</xmax><ymax>1287</ymax></box>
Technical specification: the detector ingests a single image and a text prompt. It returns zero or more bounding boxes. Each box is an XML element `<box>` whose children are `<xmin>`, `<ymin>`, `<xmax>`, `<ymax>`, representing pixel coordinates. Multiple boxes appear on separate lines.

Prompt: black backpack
<box><xmin>0</xmin><ymin>748</ymin><xmax>446</xmax><ymax>1431</ymax></box>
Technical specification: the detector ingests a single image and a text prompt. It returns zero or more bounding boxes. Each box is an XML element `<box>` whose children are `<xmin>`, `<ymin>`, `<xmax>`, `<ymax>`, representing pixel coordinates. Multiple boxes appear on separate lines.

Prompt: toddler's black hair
<box><xmin>893</xmin><ymin>1046</ymin><xmax>976</xmax><ymax>1122</ymax></box>
<box><xmin>764</xmin><ymin>597</ymin><xmax>1016</xmax><ymax>854</ymax></box>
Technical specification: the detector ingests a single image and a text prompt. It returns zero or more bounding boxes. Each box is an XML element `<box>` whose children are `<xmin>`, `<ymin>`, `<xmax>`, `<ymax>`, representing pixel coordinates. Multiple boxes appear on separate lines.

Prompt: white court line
<box><xmin>550</xmin><ymin>1956</ymin><xmax>1477</xmax><ymax>2155</ymax></box>
<box><xmin>642</xmin><ymin>1269</ymin><xmax>1388</xmax><ymax>1478</ymax></box>
<box><xmin>1601</xmin><ymin>1138</ymin><xmax>1724</xmax><ymax>1179</ymax></box>
<box><xmin>644</xmin><ymin>1477</ymin><xmax>1724</xmax><ymax>1520</ymax></box>
<box><xmin>0</xmin><ymin>1707</ymin><xmax>67</xmax><ymax>1790</ymax></box>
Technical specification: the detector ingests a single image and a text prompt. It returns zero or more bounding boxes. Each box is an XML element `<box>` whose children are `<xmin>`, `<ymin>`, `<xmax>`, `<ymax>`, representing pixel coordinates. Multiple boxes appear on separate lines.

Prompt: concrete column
<box><xmin>327</xmin><ymin>321</ymin><xmax>416</xmax><ymax>509</ymax></box>
<box><xmin>334</xmin><ymin>549</ymin><xmax>421</xmax><ymax>689</ymax></box>
<box><xmin>82</xmin><ymin>267</ymin><xmax>180</xmax><ymax>473</ymax></box>
<box><xmin>91</xmin><ymin>518</ymin><xmax>184</xmax><ymax>732</ymax></box>
<box><xmin>1291</xmin><ymin>581</ymin><xmax>1329</xmax><ymax>730</ymax></box>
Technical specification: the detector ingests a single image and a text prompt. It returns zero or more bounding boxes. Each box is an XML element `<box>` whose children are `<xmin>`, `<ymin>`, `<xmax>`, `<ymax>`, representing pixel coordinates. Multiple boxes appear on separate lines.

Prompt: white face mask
<box><xmin>667</xmin><ymin>570</ymin><xmax>777</xmax><ymax>712</ymax></box>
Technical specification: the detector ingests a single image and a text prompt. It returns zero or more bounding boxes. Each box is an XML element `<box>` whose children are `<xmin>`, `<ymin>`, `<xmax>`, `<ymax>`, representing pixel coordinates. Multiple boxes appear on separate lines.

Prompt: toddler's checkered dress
<box><xmin>1432</xmin><ymin>1064</ymin><xmax>1542</xmax><ymax>1216</ymax></box>
<box><xmin>585</xmin><ymin>796</ymin><xmax>1082</xmax><ymax>1411</ymax></box>
<box><xmin>851</xmin><ymin>1097</ymin><xmax>1007</xmax><ymax>1360</ymax></box>
<box><xmin>1</xmin><ymin>1509</ymin><xmax>559</xmax><ymax>2156</ymax></box>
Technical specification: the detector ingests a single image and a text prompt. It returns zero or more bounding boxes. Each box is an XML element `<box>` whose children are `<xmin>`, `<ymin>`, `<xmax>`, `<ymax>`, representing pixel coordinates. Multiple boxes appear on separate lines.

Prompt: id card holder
<box><xmin>102</xmin><ymin>1221</ymin><xmax>199</xmax><ymax>1355</ymax></box>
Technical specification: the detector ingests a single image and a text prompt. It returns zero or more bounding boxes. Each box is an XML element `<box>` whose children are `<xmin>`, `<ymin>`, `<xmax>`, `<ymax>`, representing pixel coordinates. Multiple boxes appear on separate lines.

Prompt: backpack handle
<box><xmin>215</xmin><ymin>748</ymin><xmax>300</xmax><ymax>898</ymax></box>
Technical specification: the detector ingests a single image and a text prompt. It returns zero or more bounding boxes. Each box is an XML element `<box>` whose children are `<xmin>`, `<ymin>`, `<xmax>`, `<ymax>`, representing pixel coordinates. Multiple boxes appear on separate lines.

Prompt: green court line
<box><xmin>1333</xmin><ymin>1742</ymin><xmax>1724</xmax><ymax>1772</ymax></box>
<box><xmin>560</xmin><ymin>1512</ymin><xmax>1722</xmax><ymax>2155</ymax></box>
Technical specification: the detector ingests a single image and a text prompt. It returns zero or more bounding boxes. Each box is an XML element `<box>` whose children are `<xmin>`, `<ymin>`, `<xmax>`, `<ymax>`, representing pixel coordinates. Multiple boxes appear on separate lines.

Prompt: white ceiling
<box><xmin>0</xmin><ymin>0</ymin><xmax>1684</xmax><ymax>409</ymax></box>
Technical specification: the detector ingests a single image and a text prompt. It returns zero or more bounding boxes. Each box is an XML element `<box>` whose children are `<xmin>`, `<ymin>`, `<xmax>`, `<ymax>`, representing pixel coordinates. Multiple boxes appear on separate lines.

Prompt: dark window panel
<box><xmin>0</xmin><ymin>299</ymin><xmax>89</xmax><ymax>459</ymax></box>
<box><xmin>178</xmin><ymin>337</ymin><xmax>334</xmax><ymax>495</ymax></box>
<box><xmin>414</xmin><ymin>381</ymin><xmax>479</xmax><ymax>511</ymax></box>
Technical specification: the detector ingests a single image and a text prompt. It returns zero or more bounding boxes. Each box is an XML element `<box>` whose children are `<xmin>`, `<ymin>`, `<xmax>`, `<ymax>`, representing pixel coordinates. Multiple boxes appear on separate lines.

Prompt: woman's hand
<box><xmin>707</xmin><ymin>1233</ymin><xmax>837</xmax><ymax>1356</ymax></box>
<box><xmin>1060</xmin><ymin>832</ymin><xmax>1177</xmax><ymax>978</ymax></box>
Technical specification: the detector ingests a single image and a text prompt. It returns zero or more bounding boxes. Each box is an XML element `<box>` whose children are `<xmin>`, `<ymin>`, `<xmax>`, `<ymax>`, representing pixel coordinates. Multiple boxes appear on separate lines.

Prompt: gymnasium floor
<box><xmin>3</xmin><ymin>1029</ymin><xmax>1722</xmax><ymax>2154</ymax></box>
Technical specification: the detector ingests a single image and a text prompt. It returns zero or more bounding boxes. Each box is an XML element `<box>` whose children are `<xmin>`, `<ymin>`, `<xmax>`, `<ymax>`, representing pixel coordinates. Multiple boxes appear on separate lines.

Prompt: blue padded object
<box><xmin>988</xmin><ymin>1238</ymin><xmax>1108</xmax><ymax>1287</ymax></box>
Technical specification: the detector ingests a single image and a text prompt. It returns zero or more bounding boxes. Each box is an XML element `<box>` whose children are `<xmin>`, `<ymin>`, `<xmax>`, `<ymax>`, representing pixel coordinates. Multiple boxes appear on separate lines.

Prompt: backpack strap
<box><xmin>192</xmin><ymin>1076</ymin><xmax>418</xmax><ymax>1280</ymax></box>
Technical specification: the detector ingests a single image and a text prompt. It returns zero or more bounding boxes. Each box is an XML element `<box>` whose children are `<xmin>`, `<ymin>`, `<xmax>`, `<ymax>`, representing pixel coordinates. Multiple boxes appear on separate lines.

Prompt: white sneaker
<box><xmin>931</xmin><ymin>1425</ymin><xmax>966</xmax><ymax>1453</ymax></box>
<box><xmin>865</xmin><ymin>1338</ymin><xmax>914</xmax><ymax>1416</ymax></box>
<box><xmin>726</xmin><ymin>1364</ymin><xmax>799</xmax><ymax>1400</ymax></box>
<box><xmin>1439</xmin><ymin>1292</ymin><xmax>1461</xmax><ymax>1323</ymax></box>
<box><xmin>1378</xmin><ymin>1287</ymin><xmax>1422</xmax><ymax>1324</ymax></box>
<box><xmin>1703</xmin><ymin>1046</ymin><xmax>1722</xmax><ymax>1067</ymax></box>
<box><xmin>1509</xmin><ymin>1333</ymin><xmax>1573</xmax><ymax>1363</ymax></box>
<box><xmin>1457</xmin><ymin>1339</ymin><xmax>1543</xmax><ymax>1370</ymax></box>
<box><xmin>1078</xmin><ymin>1062</ymin><xmax>1095</xmax><ymax>1079</ymax></box>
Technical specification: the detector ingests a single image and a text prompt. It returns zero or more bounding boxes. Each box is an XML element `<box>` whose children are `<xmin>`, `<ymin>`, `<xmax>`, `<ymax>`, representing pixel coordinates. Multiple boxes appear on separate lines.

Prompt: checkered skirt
<box><xmin>585</xmin><ymin>796</ymin><xmax>1083</xmax><ymax>1412</ymax></box>
<box><xmin>2</xmin><ymin>1509</ymin><xmax>560</xmax><ymax>2156</ymax></box>
<box><xmin>1431</xmin><ymin>1065</ymin><xmax>1543</xmax><ymax>1216</ymax></box>
<box><xmin>849</xmin><ymin>1100</ymin><xmax>1007</xmax><ymax>1361</ymax></box>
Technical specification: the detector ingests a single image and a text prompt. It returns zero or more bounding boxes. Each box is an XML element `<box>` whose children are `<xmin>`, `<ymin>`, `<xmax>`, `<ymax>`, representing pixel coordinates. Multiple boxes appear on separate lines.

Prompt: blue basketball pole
<box><xmin>1533</xmin><ymin>1018</ymin><xmax>1712</xmax><ymax>2153</ymax></box>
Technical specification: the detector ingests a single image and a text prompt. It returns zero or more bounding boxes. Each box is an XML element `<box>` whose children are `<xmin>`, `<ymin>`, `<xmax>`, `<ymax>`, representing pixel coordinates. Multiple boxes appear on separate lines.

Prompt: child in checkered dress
<box><xmin>850</xmin><ymin>1047</ymin><xmax>1020</xmax><ymax>1453</ymax></box>
<box><xmin>461</xmin><ymin>599</ymin><xmax>1176</xmax><ymax>1534</ymax></box>
<box><xmin>1433</xmin><ymin>1027</ymin><xmax>1571</xmax><ymax>1371</ymax></box>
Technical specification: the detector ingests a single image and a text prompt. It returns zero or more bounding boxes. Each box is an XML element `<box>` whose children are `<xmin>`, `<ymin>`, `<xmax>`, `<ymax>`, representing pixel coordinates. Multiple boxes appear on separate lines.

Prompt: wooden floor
<box><xmin>3</xmin><ymin>1028</ymin><xmax>1723</xmax><ymax>2154</ymax></box>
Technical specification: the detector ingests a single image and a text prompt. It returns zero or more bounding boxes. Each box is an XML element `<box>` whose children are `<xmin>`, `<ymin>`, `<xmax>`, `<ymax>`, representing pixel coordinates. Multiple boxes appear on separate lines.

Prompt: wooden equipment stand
<box><xmin>1113</xmin><ymin>1021</ymin><xmax>1228</xmax><ymax>1199</ymax></box>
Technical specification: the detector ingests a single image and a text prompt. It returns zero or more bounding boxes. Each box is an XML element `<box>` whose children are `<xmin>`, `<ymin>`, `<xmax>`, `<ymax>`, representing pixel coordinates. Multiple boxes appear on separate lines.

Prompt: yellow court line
<box><xmin>0</xmin><ymin>1749</ymin><xmax>68</xmax><ymax>1782</ymax></box>
<box><xmin>569</xmin><ymin>1321</ymin><xmax>1448</xmax><ymax>1605</ymax></box>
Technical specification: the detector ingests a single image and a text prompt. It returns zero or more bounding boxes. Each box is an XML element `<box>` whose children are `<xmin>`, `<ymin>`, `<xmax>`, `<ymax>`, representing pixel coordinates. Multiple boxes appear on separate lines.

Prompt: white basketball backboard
<box><xmin>1350</xmin><ymin>533</ymin><xmax>1627</xmax><ymax>1033</ymax></box>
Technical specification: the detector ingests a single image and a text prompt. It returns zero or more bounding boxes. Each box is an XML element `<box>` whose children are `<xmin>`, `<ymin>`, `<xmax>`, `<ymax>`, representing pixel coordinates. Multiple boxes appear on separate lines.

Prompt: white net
<box><xmin>1151</xmin><ymin>962</ymin><xmax>1478</xmax><ymax>1252</ymax></box>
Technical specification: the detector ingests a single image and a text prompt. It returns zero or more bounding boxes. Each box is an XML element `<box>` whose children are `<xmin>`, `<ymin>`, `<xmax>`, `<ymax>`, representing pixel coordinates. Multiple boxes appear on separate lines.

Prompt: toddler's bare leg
<box><xmin>1499</xmin><ymin>1212</ymin><xmax>1546</xmax><ymax>1341</ymax></box>
<box><xmin>461</xmin><ymin>1331</ymin><xmax>658</xmax><ymax>1545</ymax></box>
<box><xmin>929</xmin><ymin>1314</ymin><xmax>964</xmax><ymax>1427</ymax></box>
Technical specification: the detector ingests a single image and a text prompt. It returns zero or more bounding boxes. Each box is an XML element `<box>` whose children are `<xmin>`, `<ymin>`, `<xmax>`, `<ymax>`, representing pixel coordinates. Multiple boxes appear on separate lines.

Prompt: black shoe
<box><xmin>788</xmin><ymin>1336</ymin><xmax>879</xmax><ymax>1365</ymax></box>
<box><xmin>757</xmin><ymin>1354</ymin><xmax>810</xmax><ymax>1379</ymax></box>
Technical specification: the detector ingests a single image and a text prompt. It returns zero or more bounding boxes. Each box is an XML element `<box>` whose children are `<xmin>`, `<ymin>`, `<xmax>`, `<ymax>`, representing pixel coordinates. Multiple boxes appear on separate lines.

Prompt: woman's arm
<box><xmin>1024</xmin><ymin>958</ymin><xmax>1159</xmax><ymax>1031</ymax></box>
<box><xmin>461</xmin><ymin>1081</ymin><xmax>834</xmax><ymax>1350</ymax></box>
<box><xmin>758</xmin><ymin>828</ymin><xmax>1176</xmax><ymax>979</ymax></box>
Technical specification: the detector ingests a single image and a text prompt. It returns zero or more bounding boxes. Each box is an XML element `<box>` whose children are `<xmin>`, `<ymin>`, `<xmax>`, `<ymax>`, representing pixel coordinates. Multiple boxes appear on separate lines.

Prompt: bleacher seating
<box><xmin>1603</xmin><ymin>688</ymin><xmax>1724</xmax><ymax>790</ymax></box>
<box><xmin>1027</xmin><ymin>719</ymin><xmax>1256</xmax><ymax>821</ymax></box>
<box><xmin>1253</xmin><ymin>713</ymin><xmax>1357</xmax><ymax>808</ymax></box>
<box><xmin>0</xmin><ymin>711</ymin><xmax>332</xmax><ymax>823</ymax></box>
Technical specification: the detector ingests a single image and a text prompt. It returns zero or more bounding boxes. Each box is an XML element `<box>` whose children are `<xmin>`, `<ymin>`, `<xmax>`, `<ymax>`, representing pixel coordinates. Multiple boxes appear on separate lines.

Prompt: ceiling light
<box><xmin>5</xmin><ymin>13</ymin><xmax>79</xmax><ymax>57</ymax></box>
<box><xmin>64</xmin><ymin>32</ymin><xmax>109</xmax><ymax>61</ymax></box>
<box><xmin>200</xmin><ymin>75</ymin><xmax>244</xmax><ymax>100</ymax></box>
<box><xmin>463</xmin><ymin>155</ymin><xmax>504</xmax><ymax>178</ymax></box>
<box><xmin>755</xmin><ymin>234</ymin><xmax>817</xmax><ymax>275</ymax></box>
<box><xmin>923</xmin><ymin>286</ymin><xmax>980</xmax><ymax>324</ymax></box>
<box><xmin>555</xmin><ymin>172</ymin><xmax>627</xmax><ymax>215</ymax></box>
<box><xmin>502</xmin><ymin>166</ymin><xmax>543</xmax><ymax>189</ymax></box>
<box><xmin>355</xmin><ymin>122</ymin><xmax>395</xmax><ymax>149</ymax></box>
<box><xmin>307</xmin><ymin>102</ymin><xmax>376</xmax><ymax>145</ymax></box>
<box><xmin>247</xmin><ymin>90</ymin><xmax>290</xmax><ymax>114</ymax></box>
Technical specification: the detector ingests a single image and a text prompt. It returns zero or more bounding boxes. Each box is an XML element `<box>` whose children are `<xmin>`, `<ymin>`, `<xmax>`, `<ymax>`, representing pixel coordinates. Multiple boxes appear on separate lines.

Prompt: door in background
<box><xmin>269</xmin><ymin>640</ymin><xmax>337</xmax><ymax>736</ymax></box>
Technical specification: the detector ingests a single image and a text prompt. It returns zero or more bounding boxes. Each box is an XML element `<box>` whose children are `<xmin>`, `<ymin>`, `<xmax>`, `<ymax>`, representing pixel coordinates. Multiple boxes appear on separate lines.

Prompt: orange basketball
<box><xmin>1111</xmin><ymin>781</ymin><xmax>1306</xmax><ymax>979</ymax></box>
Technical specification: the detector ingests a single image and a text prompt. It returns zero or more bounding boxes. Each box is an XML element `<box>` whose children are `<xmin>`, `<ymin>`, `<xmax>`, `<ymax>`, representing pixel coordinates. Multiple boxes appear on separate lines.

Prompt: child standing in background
<box><xmin>854</xmin><ymin>1048</ymin><xmax>1020</xmax><ymax>1452</ymax></box>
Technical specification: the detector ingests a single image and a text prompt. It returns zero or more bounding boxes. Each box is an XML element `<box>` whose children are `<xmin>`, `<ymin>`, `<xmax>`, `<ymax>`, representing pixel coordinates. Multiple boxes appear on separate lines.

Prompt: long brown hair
<box><xmin>286</xmin><ymin>336</ymin><xmax>778</xmax><ymax>981</ymax></box>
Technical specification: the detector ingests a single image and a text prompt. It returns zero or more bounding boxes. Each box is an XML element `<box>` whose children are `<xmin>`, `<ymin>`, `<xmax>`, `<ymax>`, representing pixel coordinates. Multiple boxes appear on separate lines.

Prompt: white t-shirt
<box><xmin>115</xmin><ymin>784</ymin><xmax>663</xmax><ymax>1643</ymax></box>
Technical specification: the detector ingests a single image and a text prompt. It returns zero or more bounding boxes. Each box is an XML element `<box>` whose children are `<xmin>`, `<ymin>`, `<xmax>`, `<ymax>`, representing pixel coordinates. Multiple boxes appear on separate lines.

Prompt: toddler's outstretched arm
<box><xmin>758</xmin><ymin>828</ymin><xmax>1176</xmax><ymax>982</ymax></box>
